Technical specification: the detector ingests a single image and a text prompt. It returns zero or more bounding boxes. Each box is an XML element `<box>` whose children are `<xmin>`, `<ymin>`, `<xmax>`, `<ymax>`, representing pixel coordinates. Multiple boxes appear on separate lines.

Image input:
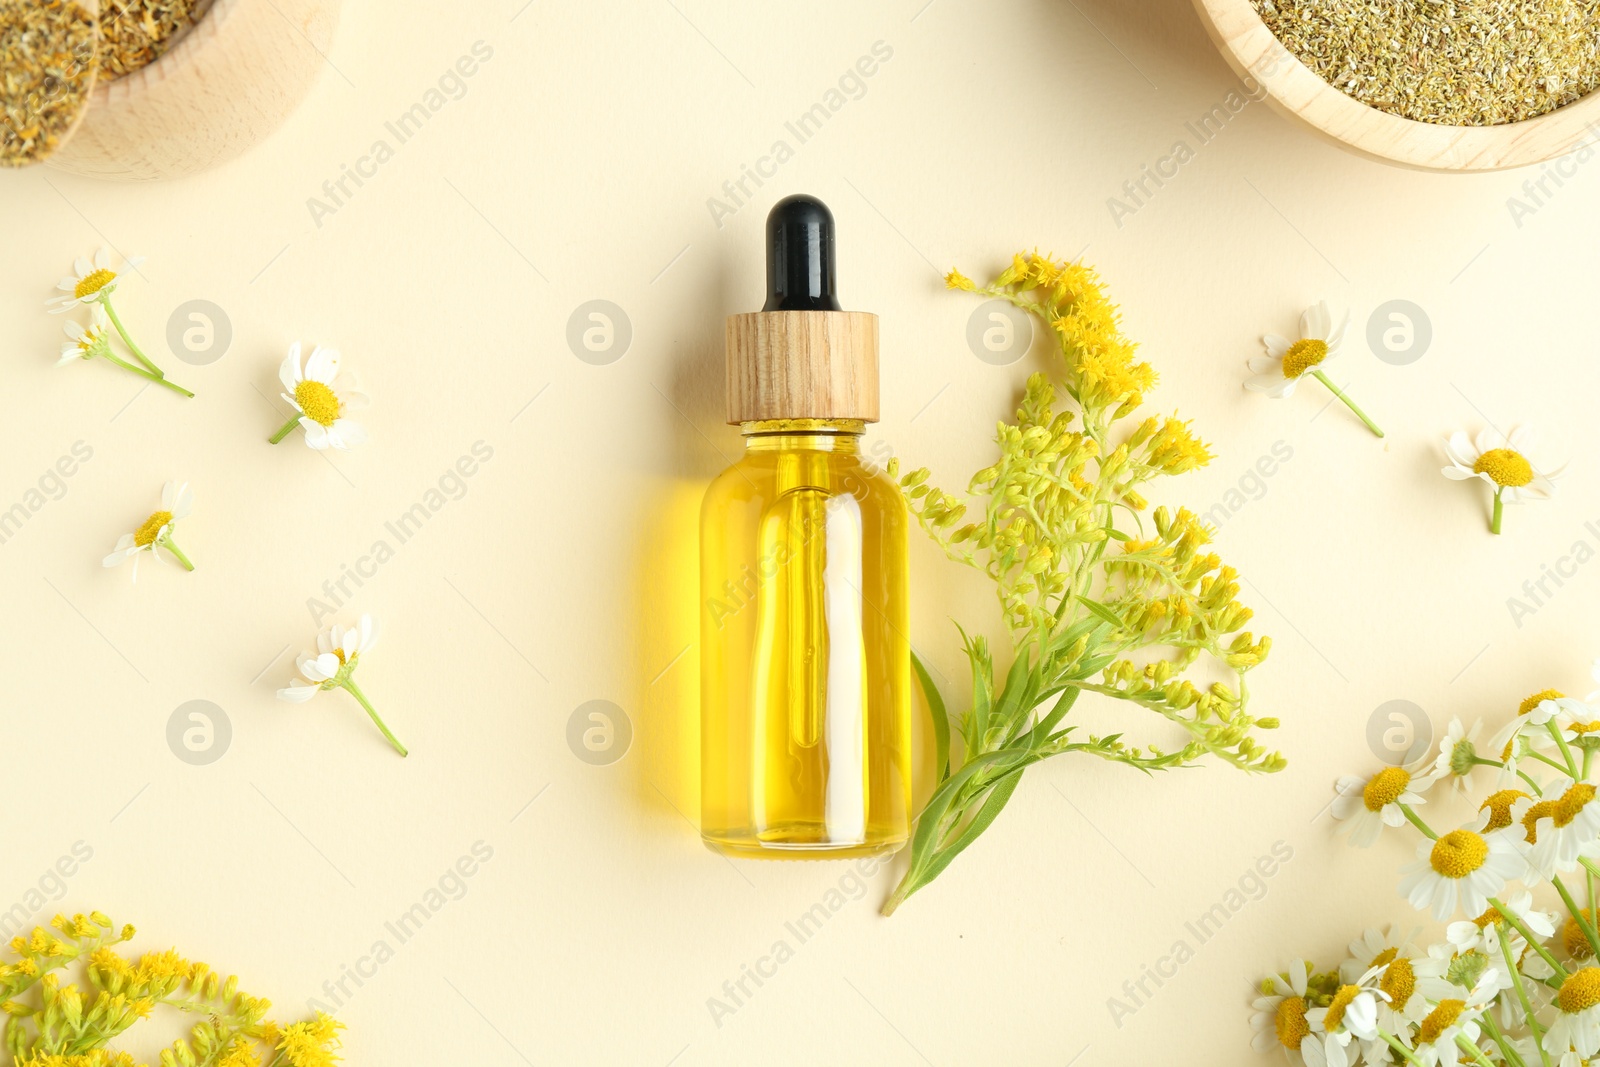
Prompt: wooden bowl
<box><xmin>1190</xmin><ymin>0</ymin><xmax>1600</xmax><ymax>171</ymax></box>
<box><xmin>48</xmin><ymin>0</ymin><xmax>340</xmax><ymax>181</ymax></box>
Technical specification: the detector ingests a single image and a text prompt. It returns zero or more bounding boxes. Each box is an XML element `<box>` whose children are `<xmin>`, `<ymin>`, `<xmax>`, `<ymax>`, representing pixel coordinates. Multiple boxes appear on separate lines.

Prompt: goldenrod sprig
<box><xmin>1</xmin><ymin>912</ymin><xmax>343</xmax><ymax>1067</ymax></box>
<box><xmin>883</xmin><ymin>253</ymin><xmax>1283</xmax><ymax>915</ymax></box>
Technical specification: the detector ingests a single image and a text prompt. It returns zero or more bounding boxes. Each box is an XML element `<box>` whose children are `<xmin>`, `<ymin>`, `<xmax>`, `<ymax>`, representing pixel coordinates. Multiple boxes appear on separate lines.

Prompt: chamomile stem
<box><xmin>1499</xmin><ymin>931</ymin><xmax>1551</xmax><ymax>1066</ymax></box>
<box><xmin>98</xmin><ymin>348</ymin><xmax>194</xmax><ymax>397</ymax></box>
<box><xmin>1491</xmin><ymin>489</ymin><xmax>1504</xmax><ymax>535</ymax></box>
<box><xmin>269</xmin><ymin>415</ymin><xmax>301</xmax><ymax>444</ymax></box>
<box><xmin>1460</xmin><ymin>1027</ymin><xmax>1510</xmax><ymax>1067</ymax></box>
<box><xmin>161</xmin><ymin>536</ymin><xmax>195</xmax><ymax>572</ymax></box>
<box><xmin>1555</xmin><ymin>876</ymin><xmax>1600</xmax><ymax>959</ymax></box>
<box><xmin>1398</xmin><ymin>802</ymin><xmax>1436</xmax><ymax>840</ymax></box>
<box><xmin>1310</xmin><ymin>369</ymin><xmax>1384</xmax><ymax>437</ymax></box>
<box><xmin>342</xmin><ymin>678</ymin><xmax>407</xmax><ymax>757</ymax></box>
<box><xmin>1528</xmin><ymin>751</ymin><xmax>1572</xmax><ymax>776</ymax></box>
<box><xmin>101</xmin><ymin>296</ymin><xmax>164</xmax><ymax>378</ymax></box>
<box><xmin>1549</xmin><ymin>722</ymin><xmax>1581</xmax><ymax>778</ymax></box>
<box><xmin>1493</xmin><ymin>896</ymin><xmax>1569</xmax><ymax>979</ymax></box>
<box><xmin>1483</xmin><ymin>1006</ymin><xmax>1535</xmax><ymax>1067</ymax></box>
<box><xmin>1381</xmin><ymin>1031</ymin><xmax>1425</xmax><ymax>1066</ymax></box>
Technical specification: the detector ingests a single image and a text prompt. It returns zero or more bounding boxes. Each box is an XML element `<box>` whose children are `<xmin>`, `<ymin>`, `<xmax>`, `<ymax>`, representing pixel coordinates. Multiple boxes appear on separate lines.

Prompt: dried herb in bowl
<box><xmin>98</xmin><ymin>0</ymin><xmax>210</xmax><ymax>79</ymax></box>
<box><xmin>0</xmin><ymin>0</ymin><xmax>96</xmax><ymax>167</ymax></box>
<box><xmin>1252</xmin><ymin>0</ymin><xmax>1600</xmax><ymax>126</ymax></box>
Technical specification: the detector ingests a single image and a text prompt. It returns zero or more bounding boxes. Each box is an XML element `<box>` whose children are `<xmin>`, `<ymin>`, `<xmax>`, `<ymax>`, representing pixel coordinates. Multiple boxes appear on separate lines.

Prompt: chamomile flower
<box><xmin>1251</xmin><ymin>959</ymin><xmax>1317</xmax><ymax>1062</ymax></box>
<box><xmin>1523</xmin><ymin>777</ymin><xmax>1600</xmax><ymax>880</ymax></box>
<box><xmin>1410</xmin><ymin>970</ymin><xmax>1500</xmax><ymax>1067</ymax></box>
<box><xmin>1563</xmin><ymin>909</ymin><xmax>1598</xmax><ymax>962</ymax></box>
<box><xmin>1551</xmin><ymin>699</ymin><xmax>1600</xmax><ymax>749</ymax></box>
<box><xmin>47</xmin><ymin>247</ymin><xmax>143</xmax><ymax>314</ymax></box>
<box><xmin>1332</xmin><ymin>764</ymin><xmax>1436</xmax><ymax>847</ymax></box>
<box><xmin>1545</xmin><ymin>967</ymin><xmax>1600</xmax><ymax>1058</ymax></box>
<box><xmin>270</xmin><ymin>342</ymin><xmax>370</xmax><ymax>451</ymax></box>
<box><xmin>1341</xmin><ymin>926</ymin><xmax>1420</xmax><ymax>983</ymax></box>
<box><xmin>1362</xmin><ymin>949</ymin><xmax>1454</xmax><ymax>1041</ymax></box>
<box><xmin>1398</xmin><ymin>812</ymin><xmax>1527</xmax><ymax>920</ymax></box>
<box><xmin>58</xmin><ymin>307</ymin><xmax>112</xmax><ymax>366</ymax></box>
<box><xmin>1303</xmin><ymin>983</ymin><xmax>1381</xmax><ymax>1067</ymax></box>
<box><xmin>1448</xmin><ymin>892</ymin><xmax>1554</xmax><ymax>959</ymax></box>
<box><xmin>1246</xmin><ymin>300</ymin><xmax>1382</xmax><ymax>436</ymax></box>
<box><xmin>46</xmin><ymin>256</ymin><xmax>190</xmax><ymax>396</ymax></box>
<box><xmin>101</xmin><ymin>481</ymin><xmax>196</xmax><ymax>580</ymax></box>
<box><xmin>276</xmin><ymin>615</ymin><xmax>406</xmax><ymax>756</ymax></box>
<box><xmin>1442</xmin><ymin>426</ymin><xmax>1564</xmax><ymax>535</ymax></box>
<box><xmin>1431</xmin><ymin>718</ymin><xmax>1488</xmax><ymax>794</ymax></box>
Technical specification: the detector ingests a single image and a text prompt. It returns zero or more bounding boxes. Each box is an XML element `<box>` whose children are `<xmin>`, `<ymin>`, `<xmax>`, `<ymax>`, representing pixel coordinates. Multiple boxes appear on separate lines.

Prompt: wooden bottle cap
<box><xmin>725</xmin><ymin>309</ymin><xmax>879</xmax><ymax>424</ymax></box>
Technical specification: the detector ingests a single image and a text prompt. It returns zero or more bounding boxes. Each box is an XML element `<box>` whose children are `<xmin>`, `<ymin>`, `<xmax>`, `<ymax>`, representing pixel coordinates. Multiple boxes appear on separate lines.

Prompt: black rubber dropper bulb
<box><xmin>762</xmin><ymin>194</ymin><xmax>842</xmax><ymax>312</ymax></box>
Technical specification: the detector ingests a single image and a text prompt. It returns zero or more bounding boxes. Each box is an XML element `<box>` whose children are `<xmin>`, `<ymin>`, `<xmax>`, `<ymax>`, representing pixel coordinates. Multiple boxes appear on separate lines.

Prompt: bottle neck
<box><xmin>741</xmin><ymin>418</ymin><xmax>864</xmax><ymax>454</ymax></box>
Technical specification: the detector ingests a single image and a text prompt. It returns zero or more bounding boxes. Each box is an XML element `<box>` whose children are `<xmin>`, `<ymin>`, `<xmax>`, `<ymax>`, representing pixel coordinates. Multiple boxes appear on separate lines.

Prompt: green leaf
<box><xmin>884</xmin><ymin>746</ymin><xmax>1045</xmax><ymax>913</ymax></box>
<box><xmin>1075</xmin><ymin>595</ymin><xmax>1124</xmax><ymax>630</ymax></box>
<box><xmin>911</xmin><ymin>649</ymin><xmax>951</xmax><ymax>784</ymax></box>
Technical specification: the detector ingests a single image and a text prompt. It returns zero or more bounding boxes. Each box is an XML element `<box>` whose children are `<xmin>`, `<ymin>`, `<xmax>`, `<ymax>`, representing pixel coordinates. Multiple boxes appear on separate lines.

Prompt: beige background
<box><xmin>3</xmin><ymin>0</ymin><xmax>1599</xmax><ymax>1063</ymax></box>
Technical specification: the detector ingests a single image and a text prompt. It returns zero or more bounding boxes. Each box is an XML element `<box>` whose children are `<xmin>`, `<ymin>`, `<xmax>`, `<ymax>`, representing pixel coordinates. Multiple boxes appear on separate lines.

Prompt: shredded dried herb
<box><xmin>98</xmin><ymin>0</ymin><xmax>207</xmax><ymax>80</ymax></box>
<box><xmin>1253</xmin><ymin>0</ymin><xmax>1600</xmax><ymax>126</ymax></box>
<box><xmin>0</xmin><ymin>0</ymin><xmax>96</xmax><ymax>167</ymax></box>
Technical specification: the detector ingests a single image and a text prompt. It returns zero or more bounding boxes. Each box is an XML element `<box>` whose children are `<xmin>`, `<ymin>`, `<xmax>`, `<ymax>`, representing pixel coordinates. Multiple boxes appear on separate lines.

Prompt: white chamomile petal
<box><xmin>303</xmin><ymin>345</ymin><xmax>340</xmax><ymax>383</ymax></box>
<box><xmin>279</xmin><ymin>342</ymin><xmax>305</xmax><ymax>392</ymax></box>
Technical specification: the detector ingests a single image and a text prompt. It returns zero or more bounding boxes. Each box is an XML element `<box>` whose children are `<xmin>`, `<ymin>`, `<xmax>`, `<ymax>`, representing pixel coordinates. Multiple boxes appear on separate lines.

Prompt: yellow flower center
<box><xmin>294</xmin><ymin>380</ymin><xmax>341</xmax><ymax>427</ymax></box>
<box><xmin>1559</xmin><ymin>967</ymin><xmax>1600</xmax><ymax>1013</ymax></box>
<box><xmin>1472</xmin><ymin>907</ymin><xmax>1504</xmax><ymax>930</ymax></box>
<box><xmin>1473</xmin><ymin>448</ymin><xmax>1534</xmax><ymax>488</ymax></box>
<box><xmin>134</xmin><ymin>510</ymin><xmax>172</xmax><ymax>548</ymax></box>
<box><xmin>73</xmin><ymin>268</ymin><xmax>116</xmax><ymax>299</ymax></box>
<box><xmin>1525</xmin><ymin>800</ymin><xmax>1556</xmax><ymax>843</ymax></box>
<box><xmin>1430</xmin><ymin>830</ymin><xmax>1488</xmax><ymax>878</ymax></box>
<box><xmin>1274</xmin><ymin>995</ymin><xmax>1309</xmax><ymax>1050</ymax></box>
<box><xmin>1281</xmin><ymin>338</ymin><xmax>1328</xmax><ymax>379</ymax></box>
<box><xmin>1363</xmin><ymin>767</ymin><xmax>1411</xmax><ymax>811</ymax></box>
<box><xmin>1522</xmin><ymin>689</ymin><xmax>1566</xmax><ymax>715</ymax></box>
<box><xmin>1555</xmin><ymin>783</ymin><xmax>1597</xmax><ymax>828</ymax></box>
<box><xmin>1573</xmin><ymin>721</ymin><xmax>1600</xmax><ymax>735</ymax></box>
<box><xmin>1324</xmin><ymin>984</ymin><xmax>1360</xmax><ymax>1033</ymax></box>
<box><xmin>1419</xmin><ymin>999</ymin><xmax>1465</xmax><ymax>1044</ymax></box>
<box><xmin>1380</xmin><ymin>957</ymin><xmax>1416</xmax><ymax>1007</ymax></box>
<box><xmin>1481</xmin><ymin>789</ymin><xmax>1530</xmax><ymax>831</ymax></box>
<box><xmin>1370</xmin><ymin>946</ymin><xmax>1399</xmax><ymax>967</ymax></box>
<box><xmin>1567</xmin><ymin>911</ymin><xmax>1595</xmax><ymax>960</ymax></box>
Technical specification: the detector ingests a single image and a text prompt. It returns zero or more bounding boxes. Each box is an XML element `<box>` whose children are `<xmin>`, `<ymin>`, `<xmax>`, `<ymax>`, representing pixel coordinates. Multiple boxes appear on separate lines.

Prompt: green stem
<box><xmin>1548</xmin><ymin>721</ymin><xmax>1581</xmax><ymax>779</ymax></box>
<box><xmin>1493</xmin><ymin>896</ymin><xmax>1568</xmax><ymax>980</ymax></box>
<box><xmin>101</xmin><ymin>295</ymin><xmax>165</xmax><ymax>379</ymax></box>
<box><xmin>1527</xmin><ymin>751</ymin><xmax>1572</xmax><ymax>776</ymax></box>
<box><xmin>160</xmin><ymin>535</ymin><xmax>195</xmax><ymax>572</ymax></box>
<box><xmin>1398</xmin><ymin>802</ymin><xmax>1437</xmax><ymax>840</ymax></box>
<box><xmin>97</xmin><ymin>347</ymin><xmax>194</xmax><ymax>397</ymax></box>
<box><xmin>1310</xmin><ymin>369</ymin><xmax>1384</xmax><ymax>437</ymax></box>
<box><xmin>1556</xmin><ymin>875</ymin><xmax>1600</xmax><ymax>958</ymax></box>
<box><xmin>1491</xmin><ymin>488</ymin><xmax>1504</xmax><ymax>535</ymax></box>
<box><xmin>1381</xmin><ymin>1031</ymin><xmax>1425</xmax><ymax>1066</ymax></box>
<box><xmin>1454</xmin><ymin>1033</ymin><xmax>1498</xmax><ymax>1067</ymax></box>
<box><xmin>1497</xmin><ymin>933</ymin><xmax>1550</xmax><ymax>1063</ymax></box>
<box><xmin>341</xmin><ymin>677</ymin><xmax>407</xmax><ymax>757</ymax></box>
<box><xmin>1482</xmin><ymin>1011</ymin><xmax>1534</xmax><ymax>1067</ymax></box>
<box><xmin>268</xmin><ymin>415</ymin><xmax>301</xmax><ymax>444</ymax></box>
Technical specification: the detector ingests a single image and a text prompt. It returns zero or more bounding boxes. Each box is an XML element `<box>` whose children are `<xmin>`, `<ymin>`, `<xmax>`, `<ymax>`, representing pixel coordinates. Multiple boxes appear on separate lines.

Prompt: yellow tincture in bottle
<box><xmin>699</xmin><ymin>195</ymin><xmax>910</xmax><ymax>858</ymax></box>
